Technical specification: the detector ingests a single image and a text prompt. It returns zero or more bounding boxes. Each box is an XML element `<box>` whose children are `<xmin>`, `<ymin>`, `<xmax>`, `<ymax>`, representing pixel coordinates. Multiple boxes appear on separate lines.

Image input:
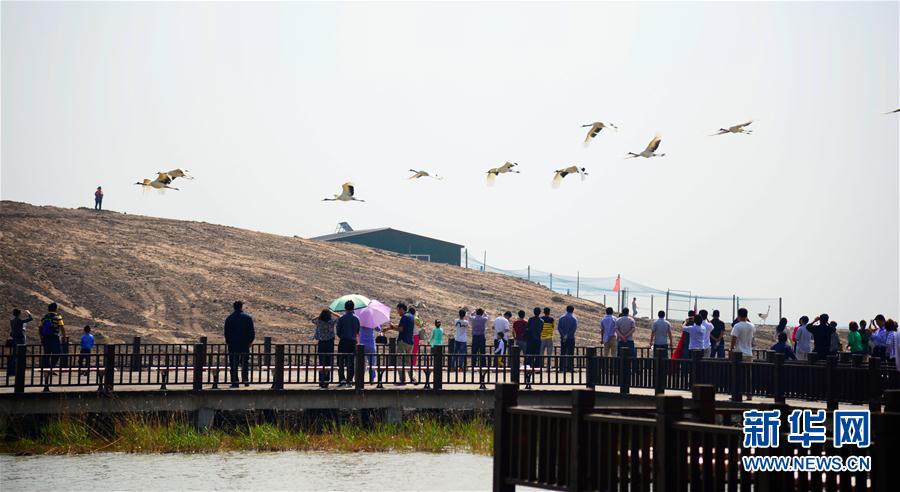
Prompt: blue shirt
<box><xmin>336</xmin><ymin>312</ymin><xmax>360</xmax><ymax>341</ymax></box>
<box><xmin>557</xmin><ymin>313</ymin><xmax>577</xmax><ymax>339</ymax></box>
<box><xmin>684</xmin><ymin>324</ymin><xmax>706</xmax><ymax>350</ymax></box>
<box><xmin>80</xmin><ymin>333</ymin><xmax>95</xmax><ymax>350</ymax></box>
<box><xmin>771</xmin><ymin>341</ymin><xmax>796</xmax><ymax>360</ymax></box>
<box><xmin>601</xmin><ymin>315</ymin><xmax>617</xmax><ymax>343</ymax></box>
<box><xmin>398</xmin><ymin>312</ymin><xmax>415</xmax><ymax>344</ymax></box>
<box><xmin>872</xmin><ymin>327</ymin><xmax>888</xmax><ymax>347</ymax></box>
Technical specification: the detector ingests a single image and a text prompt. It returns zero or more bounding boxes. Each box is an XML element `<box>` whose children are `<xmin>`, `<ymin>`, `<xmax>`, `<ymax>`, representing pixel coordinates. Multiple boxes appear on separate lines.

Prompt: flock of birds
<box><xmin>319</xmin><ymin>118</ymin><xmax>758</xmax><ymax>202</ymax></box>
<box><xmin>132</xmin><ymin>108</ymin><xmax>899</xmax><ymax>203</ymax></box>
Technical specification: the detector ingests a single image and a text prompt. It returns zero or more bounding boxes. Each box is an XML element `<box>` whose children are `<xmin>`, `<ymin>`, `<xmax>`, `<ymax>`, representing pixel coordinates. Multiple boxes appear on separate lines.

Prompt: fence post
<box><xmin>199</xmin><ymin>336</ymin><xmax>208</xmax><ymax>346</ymax></box>
<box><xmin>568</xmin><ymin>389</ymin><xmax>595</xmax><ymax>492</ymax></box>
<box><xmin>868</xmin><ymin>357</ymin><xmax>881</xmax><ymax>412</ymax></box>
<box><xmin>730</xmin><ymin>351</ymin><xmax>742</xmax><ymax>402</ymax></box>
<box><xmin>272</xmin><ymin>344</ymin><xmax>285</xmax><ymax>390</ymax></box>
<box><xmin>130</xmin><ymin>336</ymin><xmax>142</xmax><ymax>372</ymax></box>
<box><xmin>619</xmin><ymin>348</ymin><xmax>630</xmax><ymax>394</ymax></box>
<box><xmin>433</xmin><ymin>345</ymin><xmax>443</xmax><ymax>391</ymax></box>
<box><xmin>193</xmin><ymin>343</ymin><xmax>205</xmax><ymax>391</ymax></box>
<box><xmin>585</xmin><ymin>347</ymin><xmax>596</xmax><ymax>389</ymax></box>
<box><xmin>690</xmin><ymin>349</ymin><xmax>702</xmax><ymax>387</ymax></box>
<box><xmin>103</xmin><ymin>344</ymin><xmax>115</xmax><ymax>392</ymax></box>
<box><xmin>14</xmin><ymin>345</ymin><xmax>26</xmax><ymax>394</ymax></box>
<box><xmin>692</xmin><ymin>384</ymin><xmax>715</xmax><ymax>423</ymax></box>
<box><xmin>354</xmin><ymin>344</ymin><xmax>365</xmax><ymax>393</ymax></box>
<box><xmin>665</xmin><ymin>290</ymin><xmax>670</xmax><ymax>319</ymax></box>
<box><xmin>509</xmin><ymin>345</ymin><xmax>520</xmax><ymax>387</ymax></box>
<box><xmin>264</xmin><ymin>336</ymin><xmax>272</xmax><ymax>367</ymax></box>
<box><xmin>655</xmin><ymin>395</ymin><xmax>684</xmax><ymax>492</ymax></box>
<box><xmin>872</xmin><ymin>393</ymin><xmax>900</xmax><ymax>492</ymax></box>
<box><xmin>493</xmin><ymin>383</ymin><xmax>518</xmax><ymax>492</ymax></box>
<box><xmin>773</xmin><ymin>353</ymin><xmax>785</xmax><ymax>403</ymax></box>
<box><xmin>388</xmin><ymin>338</ymin><xmax>397</xmax><ymax>368</ymax></box>
<box><xmin>826</xmin><ymin>355</ymin><xmax>838</xmax><ymax>411</ymax></box>
<box><xmin>850</xmin><ymin>354</ymin><xmax>863</xmax><ymax>368</ymax></box>
<box><xmin>654</xmin><ymin>347</ymin><xmax>667</xmax><ymax>395</ymax></box>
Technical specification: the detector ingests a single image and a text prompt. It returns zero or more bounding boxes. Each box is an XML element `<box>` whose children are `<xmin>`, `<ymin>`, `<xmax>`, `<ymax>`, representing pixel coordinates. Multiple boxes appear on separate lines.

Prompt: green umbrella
<box><xmin>329</xmin><ymin>294</ymin><xmax>371</xmax><ymax>312</ymax></box>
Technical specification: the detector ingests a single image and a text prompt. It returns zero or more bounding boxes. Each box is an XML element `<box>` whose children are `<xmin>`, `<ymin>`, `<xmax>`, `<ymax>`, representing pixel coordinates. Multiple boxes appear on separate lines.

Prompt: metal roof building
<box><xmin>310</xmin><ymin>225</ymin><xmax>464</xmax><ymax>266</ymax></box>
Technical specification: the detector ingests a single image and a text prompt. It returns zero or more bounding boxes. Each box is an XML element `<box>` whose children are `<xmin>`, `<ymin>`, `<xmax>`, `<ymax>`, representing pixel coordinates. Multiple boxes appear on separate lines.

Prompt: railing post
<box><xmin>655</xmin><ymin>395</ymin><xmax>684</xmax><ymax>492</ymax></box>
<box><xmin>872</xmin><ymin>391</ymin><xmax>900</xmax><ymax>492</ymax></box>
<box><xmin>690</xmin><ymin>349</ymin><xmax>702</xmax><ymax>387</ymax></box>
<box><xmin>493</xmin><ymin>383</ymin><xmax>518</xmax><ymax>492</ymax></box>
<box><xmin>130</xmin><ymin>336</ymin><xmax>142</xmax><ymax>372</ymax></box>
<box><xmin>388</xmin><ymin>338</ymin><xmax>397</xmax><ymax>368</ymax></box>
<box><xmin>654</xmin><ymin>347</ymin><xmax>667</xmax><ymax>395</ymax></box>
<box><xmin>730</xmin><ymin>351</ymin><xmax>742</xmax><ymax>402</ymax></box>
<box><xmin>585</xmin><ymin>347</ymin><xmax>597</xmax><ymax>389</ymax></box>
<box><xmin>692</xmin><ymin>384</ymin><xmax>715</xmax><ymax>423</ymax></box>
<box><xmin>619</xmin><ymin>347</ymin><xmax>630</xmax><ymax>394</ymax></box>
<box><xmin>826</xmin><ymin>355</ymin><xmax>838</xmax><ymax>411</ymax></box>
<box><xmin>272</xmin><ymin>344</ymin><xmax>285</xmax><ymax>390</ymax></box>
<box><xmin>263</xmin><ymin>336</ymin><xmax>272</xmax><ymax>367</ymax></box>
<box><xmin>433</xmin><ymin>345</ymin><xmax>443</xmax><ymax>391</ymax></box>
<box><xmin>569</xmin><ymin>389</ymin><xmax>595</xmax><ymax>492</ymax></box>
<box><xmin>773</xmin><ymin>352</ymin><xmax>785</xmax><ymax>404</ymax></box>
<box><xmin>103</xmin><ymin>344</ymin><xmax>115</xmax><ymax>392</ymax></box>
<box><xmin>850</xmin><ymin>353</ymin><xmax>863</xmax><ymax>368</ymax></box>
<box><xmin>509</xmin><ymin>345</ymin><xmax>520</xmax><ymax>387</ymax></box>
<box><xmin>14</xmin><ymin>344</ymin><xmax>26</xmax><ymax>394</ymax></box>
<box><xmin>354</xmin><ymin>344</ymin><xmax>365</xmax><ymax>392</ymax></box>
<box><xmin>193</xmin><ymin>343</ymin><xmax>205</xmax><ymax>391</ymax></box>
<box><xmin>199</xmin><ymin>336</ymin><xmax>208</xmax><ymax>346</ymax></box>
<box><xmin>868</xmin><ymin>357</ymin><xmax>881</xmax><ymax>412</ymax></box>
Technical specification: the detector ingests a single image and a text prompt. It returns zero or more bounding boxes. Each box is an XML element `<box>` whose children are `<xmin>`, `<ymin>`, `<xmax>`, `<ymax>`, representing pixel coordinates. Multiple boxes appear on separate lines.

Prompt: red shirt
<box><xmin>513</xmin><ymin>319</ymin><xmax>528</xmax><ymax>341</ymax></box>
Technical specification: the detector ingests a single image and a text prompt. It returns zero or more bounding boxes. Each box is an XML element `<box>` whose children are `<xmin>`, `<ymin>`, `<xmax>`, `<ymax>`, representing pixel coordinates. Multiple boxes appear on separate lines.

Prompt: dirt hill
<box><xmin>1</xmin><ymin>201</ymin><xmax>640</xmax><ymax>345</ymax></box>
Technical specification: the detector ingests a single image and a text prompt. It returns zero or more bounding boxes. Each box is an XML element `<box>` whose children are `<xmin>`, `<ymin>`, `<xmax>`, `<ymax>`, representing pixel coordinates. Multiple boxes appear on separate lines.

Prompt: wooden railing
<box><xmin>493</xmin><ymin>384</ymin><xmax>900</xmax><ymax>492</ymax></box>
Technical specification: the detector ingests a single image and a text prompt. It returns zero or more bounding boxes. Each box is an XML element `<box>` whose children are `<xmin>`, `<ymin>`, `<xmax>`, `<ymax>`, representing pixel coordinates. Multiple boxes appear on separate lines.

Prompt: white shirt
<box><xmin>493</xmin><ymin>316</ymin><xmax>510</xmax><ymax>335</ymax></box>
<box><xmin>795</xmin><ymin>324</ymin><xmax>813</xmax><ymax>353</ymax></box>
<box><xmin>701</xmin><ymin>320</ymin><xmax>713</xmax><ymax>349</ymax></box>
<box><xmin>731</xmin><ymin>321</ymin><xmax>755</xmax><ymax>355</ymax></box>
<box><xmin>454</xmin><ymin>319</ymin><xmax>469</xmax><ymax>343</ymax></box>
<box><xmin>494</xmin><ymin>338</ymin><xmax>506</xmax><ymax>354</ymax></box>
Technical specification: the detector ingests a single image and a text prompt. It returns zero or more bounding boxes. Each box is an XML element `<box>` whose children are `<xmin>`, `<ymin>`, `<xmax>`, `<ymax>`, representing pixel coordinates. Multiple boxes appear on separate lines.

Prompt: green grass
<box><xmin>0</xmin><ymin>416</ymin><xmax>492</xmax><ymax>456</ymax></box>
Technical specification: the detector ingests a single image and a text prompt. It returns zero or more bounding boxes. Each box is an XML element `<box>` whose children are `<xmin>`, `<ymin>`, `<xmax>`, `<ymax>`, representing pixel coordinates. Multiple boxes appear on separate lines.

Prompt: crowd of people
<box><xmin>8</xmin><ymin>300</ymin><xmax>899</xmax><ymax>390</ymax></box>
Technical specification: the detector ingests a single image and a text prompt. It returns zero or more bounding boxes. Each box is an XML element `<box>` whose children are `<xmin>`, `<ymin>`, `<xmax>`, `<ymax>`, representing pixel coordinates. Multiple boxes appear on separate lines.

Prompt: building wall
<box><xmin>331</xmin><ymin>229</ymin><xmax>461</xmax><ymax>266</ymax></box>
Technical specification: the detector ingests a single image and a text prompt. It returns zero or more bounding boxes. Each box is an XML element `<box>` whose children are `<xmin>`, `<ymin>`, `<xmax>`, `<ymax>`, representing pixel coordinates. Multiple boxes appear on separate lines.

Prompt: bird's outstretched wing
<box><xmin>552</xmin><ymin>171</ymin><xmax>563</xmax><ymax>189</ymax></box>
<box><xmin>646</xmin><ymin>135</ymin><xmax>662</xmax><ymax>153</ymax></box>
<box><xmin>885</xmin><ymin>109</ymin><xmax>900</xmax><ymax>114</ymax></box>
<box><xmin>486</xmin><ymin>170</ymin><xmax>497</xmax><ymax>186</ymax></box>
<box><xmin>710</xmin><ymin>129</ymin><xmax>729</xmax><ymax>136</ymax></box>
<box><xmin>156</xmin><ymin>172</ymin><xmax>173</xmax><ymax>185</ymax></box>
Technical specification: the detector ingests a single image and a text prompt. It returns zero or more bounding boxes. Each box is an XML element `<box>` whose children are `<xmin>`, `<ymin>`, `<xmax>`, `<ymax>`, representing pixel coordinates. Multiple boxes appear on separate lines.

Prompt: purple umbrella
<box><xmin>356</xmin><ymin>300</ymin><xmax>391</xmax><ymax>329</ymax></box>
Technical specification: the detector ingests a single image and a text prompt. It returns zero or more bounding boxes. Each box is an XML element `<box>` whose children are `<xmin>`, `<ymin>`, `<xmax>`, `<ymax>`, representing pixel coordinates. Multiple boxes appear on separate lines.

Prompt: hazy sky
<box><xmin>2</xmin><ymin>1</ymin><xmax>898</xmax><ymax>325</ymax></box>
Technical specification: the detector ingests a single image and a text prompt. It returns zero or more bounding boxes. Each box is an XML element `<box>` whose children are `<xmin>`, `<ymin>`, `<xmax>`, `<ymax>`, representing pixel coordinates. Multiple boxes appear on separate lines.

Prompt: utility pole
<box><xmin>576</xmin><ymin>271</ymin><xmax>580</xmax><ymax>298</ymax></box>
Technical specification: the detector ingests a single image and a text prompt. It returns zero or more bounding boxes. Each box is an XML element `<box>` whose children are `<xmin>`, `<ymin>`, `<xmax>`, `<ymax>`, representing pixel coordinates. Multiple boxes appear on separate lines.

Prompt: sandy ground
<box><xmin>1</xmin><ymin>201</ymin><xmax>642</xmax><ymax>345</ymax></box>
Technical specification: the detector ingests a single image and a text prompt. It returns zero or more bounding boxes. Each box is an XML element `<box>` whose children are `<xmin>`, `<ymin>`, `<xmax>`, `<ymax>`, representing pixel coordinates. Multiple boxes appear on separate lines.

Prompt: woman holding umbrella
<box><xmin>356</xmin><ymin>300</ymin><xmax>392</xmax><ymax>384</ymax></box>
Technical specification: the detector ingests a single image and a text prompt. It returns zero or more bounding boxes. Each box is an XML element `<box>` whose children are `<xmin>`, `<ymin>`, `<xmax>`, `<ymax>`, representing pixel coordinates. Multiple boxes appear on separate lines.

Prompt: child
<box><xmin>429</xmin><ymin>320</ymin><xmax>444</xmax><ymax>347</ymax></box>
<box><xmin>494</xmin><ymin>331</ymin><xmax>506</xmax><ymax>367</ymax></box>
<box><xmin>79</xmin><ymin>325</ymin><xmax>95</xmax><ymax>375</ymax></box>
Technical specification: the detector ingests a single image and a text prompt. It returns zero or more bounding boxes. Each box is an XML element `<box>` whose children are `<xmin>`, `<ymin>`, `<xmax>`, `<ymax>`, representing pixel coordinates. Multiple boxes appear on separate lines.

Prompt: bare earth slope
<box><xmin>1</xmin><ymin>201</ymin><xmax>639</xmax><ymax>345</ymax></box>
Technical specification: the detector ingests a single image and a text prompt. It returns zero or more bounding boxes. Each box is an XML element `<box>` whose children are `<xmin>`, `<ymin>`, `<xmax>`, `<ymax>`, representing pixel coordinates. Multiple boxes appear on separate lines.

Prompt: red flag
<box><xmin>613</xmin><ymin>275</ymin><xmax>621</xmax><ymax>292</ymax></box>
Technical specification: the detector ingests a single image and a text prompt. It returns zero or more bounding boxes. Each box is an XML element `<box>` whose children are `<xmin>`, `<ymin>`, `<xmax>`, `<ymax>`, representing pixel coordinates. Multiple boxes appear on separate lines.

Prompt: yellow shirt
<box><xmin>540</xmin><ymin>317</ymin><xmax>554</xmax><ymax>340</ymax></box>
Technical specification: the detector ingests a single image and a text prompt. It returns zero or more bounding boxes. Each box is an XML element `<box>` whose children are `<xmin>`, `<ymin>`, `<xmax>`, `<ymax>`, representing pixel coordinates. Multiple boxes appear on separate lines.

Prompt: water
<box><xmin>0</xmin><ymin>451</ymin><xmax>508</xmax><ymax>491</ymax></box>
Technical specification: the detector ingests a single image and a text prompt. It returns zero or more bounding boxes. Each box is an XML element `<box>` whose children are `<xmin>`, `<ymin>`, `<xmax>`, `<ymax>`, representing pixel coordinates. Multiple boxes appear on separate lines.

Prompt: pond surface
<box><xmin>0</xmin><ymin>451</ymin><xmax>526</xmax><ymax>491</ymax></box>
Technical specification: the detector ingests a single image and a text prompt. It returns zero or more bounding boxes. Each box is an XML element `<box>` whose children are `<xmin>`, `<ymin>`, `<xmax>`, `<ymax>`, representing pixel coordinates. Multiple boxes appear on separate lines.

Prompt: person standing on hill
<box><xmin>614</xmin><ymin>307</ymin><xmax>636</xmax><ymax>358</ymax></box>
<box><xmin>557</xmin><ymin>306</ymin><xmax>577</xmax><ymax>372</ymax></box>
<box><xmin>94</xmin><ymin>186</ymin><xmax>103</xmax><ymax>210</ymax></box>
<box><xmin>224</xmin><ymin>301</ymin><xmax>255</xmax><ymax>388</ymax></box>
<box><xmin>336</xmin><ymin>300</ymin><xmax>360</xmax><ymax>387</ymax></box>
<box><xmin>631</xmin><ymin>298</ymin><xmax>638</xmax><ymax>317</ymax></box>
<box><xmin>601</xmin><ymin>307</ymin><xmax>618</xmax><ymax>357</ymax></box>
